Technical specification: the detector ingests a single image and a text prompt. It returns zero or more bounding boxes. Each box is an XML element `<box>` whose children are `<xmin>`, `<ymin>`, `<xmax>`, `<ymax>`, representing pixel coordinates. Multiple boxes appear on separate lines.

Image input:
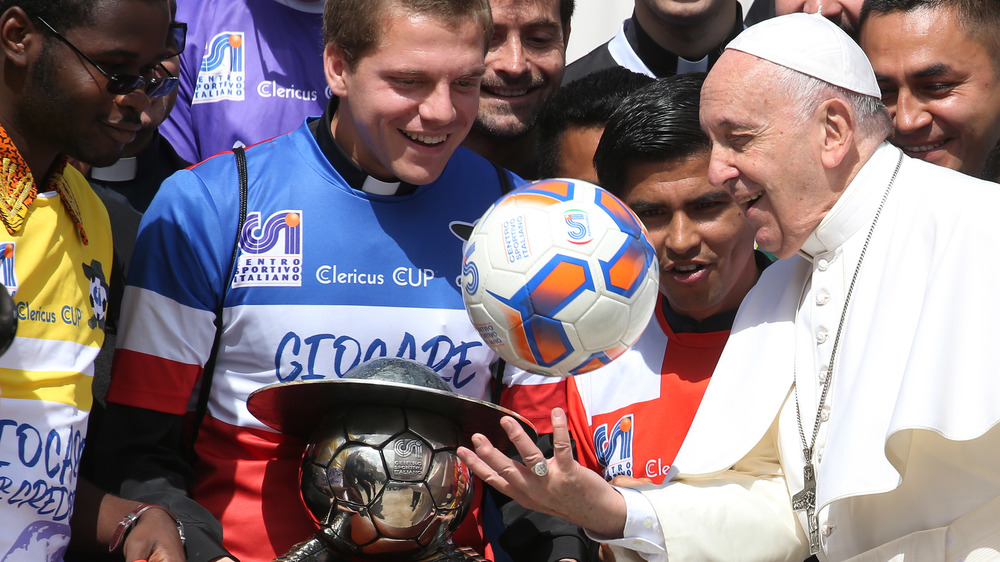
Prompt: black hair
<box><xmin>859</xmin><ymin>0</ymin><xmax>1000</xmax><ymax>71</ymax></box>
<box><xmin>536</xmin><ymin>66</ymin><xmax>655</xmax><ymax>178</ymax></box>
<box><xmin>1</xmin><ymin>0</ymin><xmax>169</xmax><ymax>32</ymax></box>
<box><xmin>559</xmin><ymin>0</ymin><xmax>575</xmax><ymax>28</ymax></box>
<box><xmin>594</xmin><ymin>73</ymin><xmax>709</xmax><ymax>198</ymax></box>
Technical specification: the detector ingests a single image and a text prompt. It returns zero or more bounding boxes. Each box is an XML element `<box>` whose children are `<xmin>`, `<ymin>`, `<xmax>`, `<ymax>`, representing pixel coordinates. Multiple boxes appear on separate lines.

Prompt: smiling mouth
<box><xmin>403</xmin><ymin>131</ymin><xmax>447</xmax><ymax>145</ymax></box>
<box><xmin>899</xmin><ymin>140</ymin><xmax>947</xmax><ymax>154</ymax></box>
<box><xmin>672</xmin><ymin>264</ymin><xmax>704</xmax><ymax>273</ymax></box>
<box><xmin>482</xmin><ymin>86</ymin><xmax>530</xmax><ymax>98</ymax></box>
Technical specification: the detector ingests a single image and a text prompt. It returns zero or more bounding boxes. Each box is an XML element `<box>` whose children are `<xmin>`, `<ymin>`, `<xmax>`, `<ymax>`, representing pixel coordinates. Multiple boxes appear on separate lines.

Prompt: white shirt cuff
<box><xmin>585</xmin><ymin>486</ymin><xmax>667</xmax><ymax>558</ymax></box>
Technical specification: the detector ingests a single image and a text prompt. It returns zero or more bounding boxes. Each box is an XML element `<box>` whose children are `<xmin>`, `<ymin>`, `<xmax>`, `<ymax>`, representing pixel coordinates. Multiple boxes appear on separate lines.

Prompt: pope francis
<box><xmin>458</xmin><ymin>12</ymin><xmax>1000</xmax><ymax>562</ymax></box>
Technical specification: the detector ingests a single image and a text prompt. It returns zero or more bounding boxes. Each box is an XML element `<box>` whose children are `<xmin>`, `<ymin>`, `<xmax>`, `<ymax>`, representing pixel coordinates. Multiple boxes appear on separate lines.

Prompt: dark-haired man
<box><xmin>495</xmin><ymin>73</ymin><xmax>768</xmax><ymax>562</ymax></box>
<box><xmin>859</xmin><ymin>0</ymin><xmax>1000</xmax><ymax>181</ymax></box>
<box><xmin>94</xmin><ymin>0</ymin><xmax>524</xmax><ymax>560</ymax></box>
<box><xmin>462</xmin><ymin>0</ymin><xmax>573</xmax><ymax>179</ymax></box>
<box><xmin>567</xmin><ymin>73</ymin><xmax>765</xmax><ymax>489</ymax></box>
<box><xmin>535</xmin><ymin>66</ymin><xmax>653</xmax><ymax>184</ymax></box>
<box><xmin>0</xmin><ymin>0</ymin><xmax>184</xmax><ymax>559</ymax></box>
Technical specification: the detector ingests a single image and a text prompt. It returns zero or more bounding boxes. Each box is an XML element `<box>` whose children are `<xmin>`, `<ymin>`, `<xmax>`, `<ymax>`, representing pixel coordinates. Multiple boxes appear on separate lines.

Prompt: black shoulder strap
<box><xmin>190</xmin><ymin>147</ymin><xmax>249</xmax><ymax>450</ymax></box>
<box><xmin>490</xmin><ymin>161</ymin><xmax>513</xmax><ymax>404</ymax></box>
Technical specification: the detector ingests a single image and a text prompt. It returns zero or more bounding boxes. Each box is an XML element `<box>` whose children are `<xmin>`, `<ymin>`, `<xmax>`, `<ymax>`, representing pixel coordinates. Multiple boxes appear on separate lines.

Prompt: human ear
<box><xmin>819</xmin><ymin>98</ymin><xmax>853</xmax><ymax>169</ymax></box>
<box><xmin>323</xmin><ymin>43</ymin><xmax>349</xmax><ymax>98</ymax></box>
<box><xmin>0</xmin><ymin>7</ymin><xmax>33</xmax><ymax>68</ymax></box>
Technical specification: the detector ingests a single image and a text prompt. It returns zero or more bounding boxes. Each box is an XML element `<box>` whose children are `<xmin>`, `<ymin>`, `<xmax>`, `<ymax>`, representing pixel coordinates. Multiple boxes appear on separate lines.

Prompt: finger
<box><xmin>609</xmin><ymin>475</ymin><xmax>653</xmax><ymax>488</ymax></box>
<box><xmin>457</xmin><ymin>436</ymin><xmax>524</xmax><ymax>497</ymax></box>
<box><xmin>501</xmin><ymin>415</ymin><xmax>546</xmax><ymax>467</ymax></box>
<box><xmin>550</xmin><ymin>407</ymin><xmax>576</xmax><ymax>466</ymax></box>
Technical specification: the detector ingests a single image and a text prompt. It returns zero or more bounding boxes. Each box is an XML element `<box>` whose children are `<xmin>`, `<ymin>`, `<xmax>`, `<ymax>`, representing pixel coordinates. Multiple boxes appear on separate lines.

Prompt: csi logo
<box><xmin>564</xmin><ymin>210</ymin><xmax>592</xmax><ymax>245</ymax></box>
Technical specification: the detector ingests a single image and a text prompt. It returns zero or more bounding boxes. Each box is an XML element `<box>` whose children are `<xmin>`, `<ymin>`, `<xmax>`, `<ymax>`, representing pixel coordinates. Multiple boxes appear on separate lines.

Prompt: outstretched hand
<box><xmin>457</xmin><ymin>407</ymin><xmax>628</xmax><ymax>538</ymax></box>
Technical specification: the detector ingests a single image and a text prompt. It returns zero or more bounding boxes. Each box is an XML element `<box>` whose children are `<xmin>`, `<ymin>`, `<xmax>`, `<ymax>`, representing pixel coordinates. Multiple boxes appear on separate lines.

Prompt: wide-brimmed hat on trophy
<box><xmin>247</xmin><ymin>357</ymin><xmax>535</xmax><ymax>561</ymax></box>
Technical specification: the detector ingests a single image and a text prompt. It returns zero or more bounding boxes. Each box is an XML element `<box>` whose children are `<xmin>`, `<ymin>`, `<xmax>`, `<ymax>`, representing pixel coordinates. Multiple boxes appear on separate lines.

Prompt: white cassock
<box><xmin>606</xmin><ymin>143</ymin><xmax>1000</xmax><ymax>561</ymax></box>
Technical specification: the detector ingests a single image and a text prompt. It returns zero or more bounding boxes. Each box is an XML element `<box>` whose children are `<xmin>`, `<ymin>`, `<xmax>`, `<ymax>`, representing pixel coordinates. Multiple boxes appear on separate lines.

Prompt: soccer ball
<box><xmin>300</xmin><ymin>405</ymin><xmax>472</xmax><ymax>557</ymax></box>
<box><xmin>461</xmin><ymin>178</ymin><xmax>659</xmax><ymax>377</ymax></box>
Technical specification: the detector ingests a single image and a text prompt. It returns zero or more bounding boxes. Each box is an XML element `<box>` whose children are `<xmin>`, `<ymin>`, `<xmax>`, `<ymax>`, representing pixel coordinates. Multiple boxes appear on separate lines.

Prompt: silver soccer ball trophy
<box><xmin>247</xmin><ymin>357</ymin><xmax>534</xmax><ymax>561</ymax></box>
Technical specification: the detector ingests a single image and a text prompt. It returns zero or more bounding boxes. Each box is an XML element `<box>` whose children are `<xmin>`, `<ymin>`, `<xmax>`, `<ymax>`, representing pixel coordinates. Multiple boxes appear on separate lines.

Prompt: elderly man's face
<box><xmin>700</xmin><ymin>51</ymin><xmax>836</xmax><ymax>259</ymax></box>
<box><xmin>860</xmin><ymin>6</ymin><xmax>1000</xmax><ymax>180</ymax></box>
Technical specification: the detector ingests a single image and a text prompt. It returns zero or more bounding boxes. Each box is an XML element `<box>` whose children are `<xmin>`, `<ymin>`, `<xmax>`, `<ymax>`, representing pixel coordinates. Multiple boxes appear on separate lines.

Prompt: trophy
<box><xmin>246</xmin><ymin>357</ymin><xmax>535</xmax><ymax>561</ymax></box>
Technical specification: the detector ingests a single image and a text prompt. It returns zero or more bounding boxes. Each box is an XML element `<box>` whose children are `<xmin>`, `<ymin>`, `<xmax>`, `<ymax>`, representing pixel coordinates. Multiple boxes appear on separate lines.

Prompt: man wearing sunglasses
<box><xmin>0</xmin><ymin>1</ymin><xmax>185</xmax><ymax>560</ymax></box>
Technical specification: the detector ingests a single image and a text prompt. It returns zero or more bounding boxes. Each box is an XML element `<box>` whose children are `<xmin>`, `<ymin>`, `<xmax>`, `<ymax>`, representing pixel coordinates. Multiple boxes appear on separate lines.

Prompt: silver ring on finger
<box><xmin>532</xmin><ymin>460</ymin><xmax>548</xmax><ymax>477</ymax></box>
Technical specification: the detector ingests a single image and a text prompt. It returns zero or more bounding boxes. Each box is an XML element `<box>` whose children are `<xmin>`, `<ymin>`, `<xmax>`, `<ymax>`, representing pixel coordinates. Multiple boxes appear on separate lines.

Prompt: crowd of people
<box><xmin>2</xmin><ymin>0</ymin><xmax>999</xmax><ymax>561</ymax></box>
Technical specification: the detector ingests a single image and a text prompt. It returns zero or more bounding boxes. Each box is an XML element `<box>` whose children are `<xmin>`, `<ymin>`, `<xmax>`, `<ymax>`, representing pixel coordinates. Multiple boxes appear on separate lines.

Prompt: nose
<box><xmin>116</xmin><ymin>88</ymin><xmax>153</xmax><ymax>113</ymax></box>
<box><xmin>707</xmin><ymin>144</ymin><xmax>739</xmax><ymax>189</ymax></box>
<box><xmin>489</xmin><ymin>34</ymin><xmax>528</xmax><ymax>77</ymax></box>
<box><xmin>419</xmin><ymin>82</ymin><xmax>457</xmax><ymax>124</ymax></box>
<box><xmin>892</xmin><ymin>90</ymin><xmax>931</xmax><ymax>134</ymax></box>
<box><xmin>665</xmin><ymin>213</ymin><xmax>701</xmax><ymax>257</ymax></box>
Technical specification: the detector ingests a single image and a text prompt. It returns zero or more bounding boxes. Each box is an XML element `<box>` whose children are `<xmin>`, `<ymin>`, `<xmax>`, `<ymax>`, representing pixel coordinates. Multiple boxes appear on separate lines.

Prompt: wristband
<box><xmin>108</xmin><ymin>503</ymin><xmax>186</xmax><ymax>553</ymax></box>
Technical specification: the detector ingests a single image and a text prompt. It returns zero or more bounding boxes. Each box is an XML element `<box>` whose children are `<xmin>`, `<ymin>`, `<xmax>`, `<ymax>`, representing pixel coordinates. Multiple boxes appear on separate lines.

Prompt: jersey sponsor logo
<box><xmin>594</xmin><ymin>414</ymin><xmax>635</xmax><ymax>481</ymax></box>
<box><xmin>193</xmin><ymin>31</ymin><xmax>245</xmax><ymax>104</ymax></box>
<box><xmin>313</xmin><ymin>265</ymin><xmax>435</xmax><ymax>288</ymax></box>
<box><xmin>255</xmin><ymin>80</ymin><xmax>324</xmax><ymax>102</ymax></box>
<box><xmin>0</xmin><ymin>242</ymin><xmax>17</xmax><ymax>296</ymax></box>
<box><xmin>233</xmin><ymin>211</ymin><xmax>303</xmax><ymax>288</ymax></box>
<box><xmin>82</xmin><ymin>260</ymin><xmax>109</xmax><ymax>331</ymax></box>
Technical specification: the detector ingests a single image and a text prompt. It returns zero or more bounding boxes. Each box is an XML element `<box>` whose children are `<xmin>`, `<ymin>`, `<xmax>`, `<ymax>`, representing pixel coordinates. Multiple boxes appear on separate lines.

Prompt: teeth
<box><xmin>674</xmin><ymin>264</ymin><xmax>700</xmax><ymax>272</ymax></box>
<box><xmin>902</xmin><ymin>140</ymin><xmax>946</xmax><ymax>153</ymax></box>
<box><xmin>737</xmin><ymin>192</ymin><xmax>762</xmax><ymax>205</ymax></box>
<box><xmin>486</xmin><ymin>88</ymin><xmax>529</xmax><ymax>97</ymax></box>
<box><xmin>405</xmin><ymin>132</ymin><xmax>447</xmax><ymax>145</ymax></box>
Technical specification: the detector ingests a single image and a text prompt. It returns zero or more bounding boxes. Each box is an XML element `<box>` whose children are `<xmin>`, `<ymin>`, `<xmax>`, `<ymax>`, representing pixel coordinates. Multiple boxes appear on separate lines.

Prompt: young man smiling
<box><xmin>858</xmin><ymin>0</ymin><xmax>1000</xmax><ymax>182</ymax></box>
<box><xmin>95</xmin><ymin>0</ymin><xmax>523</xmax><ymax>560</ymax></box>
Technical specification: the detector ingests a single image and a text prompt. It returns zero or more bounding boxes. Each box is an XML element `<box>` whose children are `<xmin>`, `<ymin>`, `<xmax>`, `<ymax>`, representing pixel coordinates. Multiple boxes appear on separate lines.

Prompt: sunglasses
<box><xmin>35</xmin><ymin>16</ymin><xmax>185</xmax><ymax>99</ymax></box>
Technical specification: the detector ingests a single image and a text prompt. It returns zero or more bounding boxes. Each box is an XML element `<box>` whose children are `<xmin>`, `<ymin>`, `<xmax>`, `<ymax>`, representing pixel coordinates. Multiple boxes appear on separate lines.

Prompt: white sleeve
<box><xmin>589</xmin><ymin>418</ymin><xmax>809</xmax><ymax>561</ymax></box>
<box><xmin>586</xmin><ymin>487</ymin><xmax>669</xmax><ymax>560</ymax></box>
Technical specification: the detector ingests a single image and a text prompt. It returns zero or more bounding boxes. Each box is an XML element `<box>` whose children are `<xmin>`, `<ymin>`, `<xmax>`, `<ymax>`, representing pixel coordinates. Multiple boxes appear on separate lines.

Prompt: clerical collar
<box><xmin>661</xmin><ymin>250</ymin><xmax>772</xmax><ymax>333</ymax></box>
<box><xmin>799</xmin><ymin>143</ymin><xmax>901</xmax><ymax>260</ymax></box>
<box><xmin>625</xmin><ymin>4</ymin><xmax>745</xmax><ymax>77</ymax></box>
<box><xmin>309</xmin><ymin>97</ymin><xmax>419</xmax><ymax>196</ymax></box>
<box><xmin>0</xmin><ymin>122</ymin><xmax>88</xmax><ymax>243</ymax></box>
<box><xmin>91</xmin><ymin>157</ymin><xmax>138</xmax><ymax>182</ymax></box>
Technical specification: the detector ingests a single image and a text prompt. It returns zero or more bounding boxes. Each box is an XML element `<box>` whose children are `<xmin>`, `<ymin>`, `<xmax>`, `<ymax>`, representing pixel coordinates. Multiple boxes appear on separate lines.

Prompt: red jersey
<box><xmin>566</xmin><ymin>297</ymin><xmax>729</xmax><ymax>484</ymax></box>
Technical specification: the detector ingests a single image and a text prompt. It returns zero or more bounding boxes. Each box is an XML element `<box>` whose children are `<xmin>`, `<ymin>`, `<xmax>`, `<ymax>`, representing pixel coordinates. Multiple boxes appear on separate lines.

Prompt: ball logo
<box><xmin>564</xmin><ymin>210</ymin><xmax>592</xmax><ymax>244</ymax></box>
<box><xmin>194</xmin><ymin>31</ymin><xmax>245</xmax><ymax>103</ymax></box>
<box><xmin>232</xmin><ymin>210</ymin><xmax>303</xmax><ymax>288</ymax></box>
<box><xmin>462</xmin><ymin>242</ymin><xmax>479</xmax><ymax>295</ymax></box>
<box><xmin>502</xmin><ymin>215</ymin><xmax>532</xmax><ymax>264</ymax></box>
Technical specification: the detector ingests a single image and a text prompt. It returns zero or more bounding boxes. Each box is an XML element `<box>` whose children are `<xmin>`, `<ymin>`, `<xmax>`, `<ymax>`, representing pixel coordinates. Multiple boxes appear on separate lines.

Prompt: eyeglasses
<box><xmin>35</xmin><ymin>16</ymin><xmax>182</xmax><ymax>99</ymax></box>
